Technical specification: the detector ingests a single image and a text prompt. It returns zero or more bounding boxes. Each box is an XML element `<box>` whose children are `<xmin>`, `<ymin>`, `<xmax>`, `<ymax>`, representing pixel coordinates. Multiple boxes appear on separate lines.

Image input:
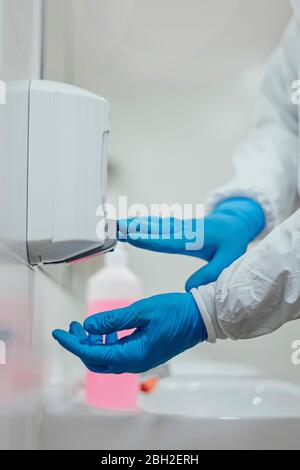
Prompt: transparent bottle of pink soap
<box><xmin>85</xmin><ymin>245</ymin><xmax>142</xmax><ymax>410</ymax></box>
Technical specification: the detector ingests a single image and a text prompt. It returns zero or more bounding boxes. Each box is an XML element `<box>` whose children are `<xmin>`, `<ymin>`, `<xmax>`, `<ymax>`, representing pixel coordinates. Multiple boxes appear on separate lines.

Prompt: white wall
<box><xmin>43</xmin><ymin>0</ymin><xmax>300</xmax><ymax>385</ymax></box>
<box><xmin>0</xmin><ymin>0</ymin><xmax>83</xmax><ymax>449</ymax></box>
<box><xmin>0</xmin><ymin>0</ymin><xmax>43</xmax><ymax>80</ymax></box>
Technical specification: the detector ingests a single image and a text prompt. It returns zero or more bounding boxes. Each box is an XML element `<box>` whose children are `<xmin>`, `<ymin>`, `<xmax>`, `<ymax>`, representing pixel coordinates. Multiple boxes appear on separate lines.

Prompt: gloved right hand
<box><xmin>118</xmin><ymin>197</ymin><xmax>265</xmax><ymax>291</ymax></box>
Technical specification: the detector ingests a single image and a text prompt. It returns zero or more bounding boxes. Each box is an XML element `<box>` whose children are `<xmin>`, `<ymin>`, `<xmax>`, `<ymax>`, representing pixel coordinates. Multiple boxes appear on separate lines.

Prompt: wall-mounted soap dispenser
<box><xmin>26</xmin><ymin>80</ymin><xmax>117</xmax><ymax>265</ymax></box>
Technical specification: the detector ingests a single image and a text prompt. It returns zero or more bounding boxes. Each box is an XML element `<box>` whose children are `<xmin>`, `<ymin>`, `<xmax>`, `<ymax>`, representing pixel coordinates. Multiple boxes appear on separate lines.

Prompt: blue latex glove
<box><xmin>52</xmin><ymin>293</ymin><xmax>207</xmax><ymax>374</ymax></box>
<box><xmin>118</xmin><ymin>198</ymin><xmax>265</xmax><ymax>291</ymax></box>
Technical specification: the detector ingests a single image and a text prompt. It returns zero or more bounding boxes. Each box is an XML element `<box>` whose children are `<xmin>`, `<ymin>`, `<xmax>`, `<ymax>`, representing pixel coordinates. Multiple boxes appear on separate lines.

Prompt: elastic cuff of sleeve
<box><xmin>191</xmin><ymin>286</ymin><xmax>217</xmax><ymax>343</ymax></box>
<box><xmin>192</xmin><ymin>284</ymin><xmax>228</xmax><ymax>343</ymax></box>
<box><xmin>206</xmin><ymin>185</ymin><xmax>278</xmax><ymax>238</ymax></box>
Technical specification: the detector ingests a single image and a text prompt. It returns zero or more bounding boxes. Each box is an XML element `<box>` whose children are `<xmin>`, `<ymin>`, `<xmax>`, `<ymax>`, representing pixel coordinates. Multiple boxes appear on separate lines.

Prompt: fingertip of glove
<box><xmin>52</xmin><ymin>329</ymin><xmax>61</xmax><ymax>341</ymax></box>
<box><xmin>83</xmin><ymin>318</ymin><xmax>95</xmax><ymax>333</ymax></box>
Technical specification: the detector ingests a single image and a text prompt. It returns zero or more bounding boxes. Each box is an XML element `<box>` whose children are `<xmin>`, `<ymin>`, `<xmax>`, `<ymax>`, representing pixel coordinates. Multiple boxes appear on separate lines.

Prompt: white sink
<box><xmin>139</xmin><ymin>375</ymin><xmax>300</xmax><ymax>419</ymax></box>
<box><xmin>39</xmin><ymin>375</ymin><xmax>300</xmax><ymax>450</ymax></box>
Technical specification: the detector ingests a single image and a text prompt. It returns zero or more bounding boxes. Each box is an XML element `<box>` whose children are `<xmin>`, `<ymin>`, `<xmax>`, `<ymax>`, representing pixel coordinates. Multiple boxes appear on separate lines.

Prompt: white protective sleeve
<box><xmin>192</xmin><ymin>208</ymin><xmax>300</xmax><ymax>342</ymax></box>
<box><xmin>191</xmin><ymin>16</ymin><xmax>300</xmax><ymax>343</ymax></box>
<box><xmin>207</xmin><ymin>17</ymin><xmax>300</xmax><ymax>234</ymax></box>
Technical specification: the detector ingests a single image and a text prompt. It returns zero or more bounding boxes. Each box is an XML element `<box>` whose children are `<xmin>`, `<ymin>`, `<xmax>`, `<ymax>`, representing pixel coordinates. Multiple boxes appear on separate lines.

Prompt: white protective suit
<box><xmin>192</xmin><ymin>0</ymin><xmax>300</xmax><ymax>343</ymax></box>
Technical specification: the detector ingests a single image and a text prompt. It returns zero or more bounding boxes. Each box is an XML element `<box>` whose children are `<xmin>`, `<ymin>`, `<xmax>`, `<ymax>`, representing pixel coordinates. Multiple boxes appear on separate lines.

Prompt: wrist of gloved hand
<box><xmin>185</xmin><ymin>197</ymin><xmax>265</xmax><ymax>291</ymax></box>
<box><xmin>213</xmin><ymin>197</ymin><xmax>265</xmax><ymax>242</ymax></box>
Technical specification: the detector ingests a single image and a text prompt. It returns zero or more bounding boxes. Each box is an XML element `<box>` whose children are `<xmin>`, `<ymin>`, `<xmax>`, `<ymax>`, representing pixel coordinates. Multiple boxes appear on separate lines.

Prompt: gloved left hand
<box><xmin>52</xmin><ymin>293</ymin><xmax>207</xmax><ymax>374</ymax></box>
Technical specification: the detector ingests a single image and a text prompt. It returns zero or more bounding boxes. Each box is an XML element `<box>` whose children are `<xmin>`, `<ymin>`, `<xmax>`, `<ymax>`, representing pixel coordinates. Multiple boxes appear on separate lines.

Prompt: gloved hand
<box><xmin>52</xmin><ymin>293</ymin><xmax>207</xmax><ymax>374</ymax></box>
<box><xmin>118</xmin><ymin>198</ymin><xmax>265</xmax><ymax>291</ymax></box>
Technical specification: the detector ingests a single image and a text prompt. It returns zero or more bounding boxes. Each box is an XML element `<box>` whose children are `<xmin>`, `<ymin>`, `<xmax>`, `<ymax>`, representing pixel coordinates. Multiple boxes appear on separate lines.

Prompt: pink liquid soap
<box><xmin>85</xmin><ymin>247</ymin><xmax>142</xmax><ymax>411</ymax></box>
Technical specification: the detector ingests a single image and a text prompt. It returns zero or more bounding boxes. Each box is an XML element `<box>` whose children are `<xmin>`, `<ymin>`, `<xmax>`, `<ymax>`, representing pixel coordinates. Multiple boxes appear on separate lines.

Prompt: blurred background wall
<box><xmin>43</xmin><ymin>0</ymin><xmax>300</xmax><ymax>384</ymax></box>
